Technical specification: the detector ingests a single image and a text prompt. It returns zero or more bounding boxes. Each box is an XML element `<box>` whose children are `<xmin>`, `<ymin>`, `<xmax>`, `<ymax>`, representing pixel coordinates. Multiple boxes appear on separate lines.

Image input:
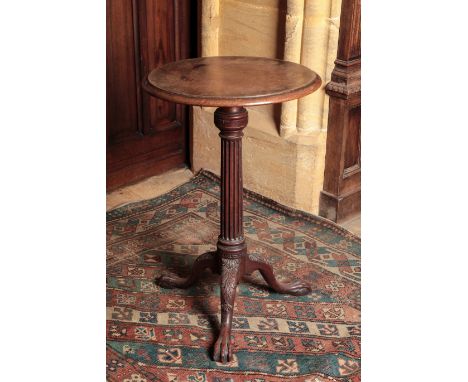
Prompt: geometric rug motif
<box><xmin>107</xmin><ymin>170</ymin><xmax>361</xmax><ymax>382</ymax></box>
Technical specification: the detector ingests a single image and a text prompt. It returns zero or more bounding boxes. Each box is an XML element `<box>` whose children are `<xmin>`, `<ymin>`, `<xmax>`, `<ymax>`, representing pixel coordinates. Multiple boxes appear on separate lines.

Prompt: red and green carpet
<box><xmin>106</xmin><ymin>171</ymin><xmax>361</xmax><ymax>382</ymax></box>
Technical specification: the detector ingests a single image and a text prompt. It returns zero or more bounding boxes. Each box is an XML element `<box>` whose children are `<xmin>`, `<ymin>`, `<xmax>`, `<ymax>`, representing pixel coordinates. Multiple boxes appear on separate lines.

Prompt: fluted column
<box><xmin>214</xmin><ymin>107</ymin><xmax>248</xmax><ymax>260</ymax></box>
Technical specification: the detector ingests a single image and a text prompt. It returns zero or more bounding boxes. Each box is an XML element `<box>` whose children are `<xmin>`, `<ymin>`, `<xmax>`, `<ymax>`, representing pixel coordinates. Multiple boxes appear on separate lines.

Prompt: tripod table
<box><xmin>142</xmin><ymin>56</ymin><xmax>322</xmax><ymax>363</ymax></box>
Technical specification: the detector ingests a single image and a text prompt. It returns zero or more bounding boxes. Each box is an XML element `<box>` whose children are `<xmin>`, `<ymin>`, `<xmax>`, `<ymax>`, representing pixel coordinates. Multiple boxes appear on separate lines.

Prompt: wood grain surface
<box><xmin>143</xmin><ymin>56</ymin><xmax>321</xmax><ymax>107</ymax></box>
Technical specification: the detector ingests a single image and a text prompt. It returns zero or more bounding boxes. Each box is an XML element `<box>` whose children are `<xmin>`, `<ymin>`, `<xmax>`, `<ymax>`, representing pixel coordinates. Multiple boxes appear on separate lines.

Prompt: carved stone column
<box><xmin>297</xmin><ymin>0</ymin><xmax>332</xmax><ymax>133</ymax></box>
<box><xmin>201</xmin><ymin>0</ymin><xmax>220</xmax><ymax>57</ymax></box>
<box><xmin>280</xmin><ymin>0</ymin><xmax>304</xmax><ymax>137</ymax></box>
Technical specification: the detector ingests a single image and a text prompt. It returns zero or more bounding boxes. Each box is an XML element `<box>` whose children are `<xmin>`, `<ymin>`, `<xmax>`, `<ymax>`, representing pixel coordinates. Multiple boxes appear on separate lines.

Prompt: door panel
<box><xmin>107</xmin><ymin>0</ymin><xmax>193</xmax><ymax>190</ymax></box>
<box><xmin>106</xmin><ymin>0</ymin><xmax>138</xmax><ymax>145</ymax></box>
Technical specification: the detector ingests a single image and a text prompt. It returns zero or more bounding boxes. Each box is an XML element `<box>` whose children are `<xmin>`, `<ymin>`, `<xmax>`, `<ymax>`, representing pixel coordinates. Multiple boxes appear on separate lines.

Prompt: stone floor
<box><xmin>106</xmin><ymin>167</ymin><xmax>194</xmax><ymax>211</ymax></box>
<box><xmin>340</xmin><ymin>214</ymin><xmax>361</xmax><ymax>237</ymax></box>
<box><xmin>106</xmin><ymin>167</ymin><xmax>361</xmax><ymax>237</ymax></box>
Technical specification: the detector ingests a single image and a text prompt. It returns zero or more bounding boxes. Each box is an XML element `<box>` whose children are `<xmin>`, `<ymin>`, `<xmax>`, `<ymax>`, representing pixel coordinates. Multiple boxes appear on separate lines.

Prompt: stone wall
<box><xmin>193</xmin><ymin>0</ymin><xmax>342</xmax><ymax>213</ymax></box>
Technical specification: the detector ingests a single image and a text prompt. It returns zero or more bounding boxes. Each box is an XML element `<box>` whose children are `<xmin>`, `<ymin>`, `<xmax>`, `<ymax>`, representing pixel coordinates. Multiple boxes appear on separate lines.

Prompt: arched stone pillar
<box><xmin>297</xmin><ymin>0</ymin><xmax>333</xmax><ymax>133</ymax></box>
<box><xmin>201</xmin><ymin>0</ymin><xmax>220</xmax><ymax>57</ymax></box>
<box><xmin>280</xmin><ymin>0</ymin><xmax>304</xmax><ymax>138</ymax></box>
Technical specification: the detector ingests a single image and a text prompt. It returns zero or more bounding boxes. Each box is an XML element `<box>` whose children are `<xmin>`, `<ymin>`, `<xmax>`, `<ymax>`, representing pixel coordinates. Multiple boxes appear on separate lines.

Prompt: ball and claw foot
<box><xmin>213</xmin><ymin>325</ymin><xmax>234</xmax><ymax>363</ymax></box>
<box><xmin>275</xmin><ymin>279</ymin><xmax>312</xmax><ymax>296</ymax></box>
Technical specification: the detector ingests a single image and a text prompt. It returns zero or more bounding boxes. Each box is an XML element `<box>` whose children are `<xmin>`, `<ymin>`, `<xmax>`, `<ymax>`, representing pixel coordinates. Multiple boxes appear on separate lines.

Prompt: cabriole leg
<box><xmin>155</xmin><ymin>251</ymin><xmax>218</xmax><ymax>289</ymax></box>
<box><xmin>245</xmin><ymin>254</ymin><xmax>312</xmax><ymax>296</ymax></box>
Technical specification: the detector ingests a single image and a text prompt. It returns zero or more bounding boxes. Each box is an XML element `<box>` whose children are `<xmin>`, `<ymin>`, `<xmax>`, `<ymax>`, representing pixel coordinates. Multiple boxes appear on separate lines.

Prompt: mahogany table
<box><xmin>143</xmin><ymin>56</ymin><xmax>321</xmax><ymax>363</ymax></box>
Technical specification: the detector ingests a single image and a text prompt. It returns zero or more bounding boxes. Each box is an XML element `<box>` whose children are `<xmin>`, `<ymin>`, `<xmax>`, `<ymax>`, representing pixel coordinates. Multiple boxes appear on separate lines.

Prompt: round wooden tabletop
<box><xmin>143</xmin><ymin>56</ymin><xmax>321</xmax><ymax>107</ymax></box>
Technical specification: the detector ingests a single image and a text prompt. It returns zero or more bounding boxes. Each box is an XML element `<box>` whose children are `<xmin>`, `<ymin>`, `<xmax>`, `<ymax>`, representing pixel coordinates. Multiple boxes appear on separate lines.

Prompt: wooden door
<box><xmin>106</xmin><ymin>0</ymin><xmax>195</xmax><ymax>190</ymax></box>
<box><xmin>319</xmin><ymin>0</ymin><xmax>361</xmax><ymax>222</ymax></box>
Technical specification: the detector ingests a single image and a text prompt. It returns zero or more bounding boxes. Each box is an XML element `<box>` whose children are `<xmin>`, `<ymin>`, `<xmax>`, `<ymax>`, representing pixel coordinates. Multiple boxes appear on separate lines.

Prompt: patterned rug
<box><xmin>106</xmin><ymin>171</ymin><xmax>361</xmax><ymax>382</ymax></box>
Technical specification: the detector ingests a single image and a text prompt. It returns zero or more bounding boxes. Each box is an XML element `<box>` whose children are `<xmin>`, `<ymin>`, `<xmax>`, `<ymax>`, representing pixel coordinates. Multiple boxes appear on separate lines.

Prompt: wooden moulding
<box><xmin>319</xmin><ymin>0</ymin><xmax>361</xmax><ymax>223</ymax></box>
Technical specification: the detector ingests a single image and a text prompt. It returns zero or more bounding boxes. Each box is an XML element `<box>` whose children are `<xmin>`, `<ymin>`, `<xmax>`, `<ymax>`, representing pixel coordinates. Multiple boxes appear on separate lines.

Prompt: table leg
<box><xmin>212</xmin><ymin>106</ymin><xmax>247</xmax><ymax>363</ymax></box>
<box><xmin>154</xmin><ymin>251</ymin><xmax>218</xmax><ymax>289</ymax></box>
<box><xmin>244</xmin><ymin>253</ymin><xmax>312</xmax><ymax>295</ymax></box>
<box><xmin>154</xmin><ymin>106</ymin><xmax>311</xmax><ymax>364</ymax></box>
